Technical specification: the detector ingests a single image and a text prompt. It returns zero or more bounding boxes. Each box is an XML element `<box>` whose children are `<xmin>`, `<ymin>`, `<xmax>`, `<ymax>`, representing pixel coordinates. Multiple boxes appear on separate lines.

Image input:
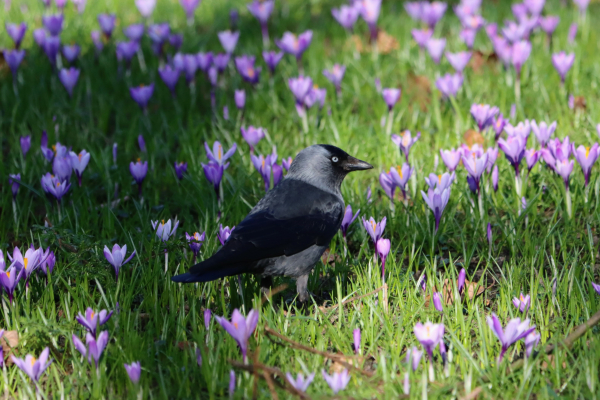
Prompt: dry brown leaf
<box><xmin>469</xmin><ymin>50</ymin><xmax>498</xmax><ymax>74</ymax></box>
<box><xmin>571</xmin><ymin>96</ymin><xmax>586</xmax><ymax>111</ymax></box>
<box><xmin>177</xmin><ymin>341</ymin><xmax>191</xmax><ymax>350</ymax></box>
<box><xmin>541</xmin><ymin>354</ymin><xmax>567</xmax><ymax>369</ymax></box>
<box><xmin>424</xmin><ymin>278</ymin><xmax>487</xmax><ymax>307</ymax></box>
<box><xmin>405</xmin><ymin>73</ymin><xmax>432</xmax><ymax>111</ymax></box>
<box><xmin>330</xmin><ymin>354</ymin><xmax>362</xmax><ymax>373</ymax></box>
<box><xmin>464</xmin><ymin>129</ymin><xmax>485</xmax><ymax>147</ymax></box>
<box><xmin>376</xmin><ymin>30</ymin><xmax>399</xmax><ymax>55</ymax></box>
<box><xmin>320</xmin><ymin>249</ymin><xmax>340</xmax><ymax>265</ymax></box>
<box><xmin>1</xmin><ymin>331</ymin><xmax>19</xmax><ymax>365</ymax></box>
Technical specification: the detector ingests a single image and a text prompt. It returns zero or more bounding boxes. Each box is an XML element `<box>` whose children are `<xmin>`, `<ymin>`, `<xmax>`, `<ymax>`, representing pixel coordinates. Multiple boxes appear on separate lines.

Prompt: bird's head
<box><xmin>287</xmin><ymin>145</ymin><xmax>373</xmax><ymax>193</ymax></box>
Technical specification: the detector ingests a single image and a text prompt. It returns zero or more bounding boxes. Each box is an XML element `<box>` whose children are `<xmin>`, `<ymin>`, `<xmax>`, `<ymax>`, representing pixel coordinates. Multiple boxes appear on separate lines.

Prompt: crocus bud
<box><xmin>457</xmin><ymin>268</ymin><xmax>466</xmax><ymax>294</ymax></box>
<box><xmin>353</xmin><ymin>328</ymin><xmax>361</xmax><ymax>355</ymax></box>
<box><xmin>204</xmin><ymin>309</ymin><xmax>211</xmax><ymax>330</ymax></box>
<box><xmin>432</xmin><ymin>292</ymin><xmax>443</xmax><ymax>312</ymax></box>
<box><xmin>487</xmin><ymin>223</ymin><xmax>492</xmax><ymax>247</ymax></box>
<box><xmin>492</xmin><ymin>165</ymin><xmax>499</xmax><ymax>192</ymax></box>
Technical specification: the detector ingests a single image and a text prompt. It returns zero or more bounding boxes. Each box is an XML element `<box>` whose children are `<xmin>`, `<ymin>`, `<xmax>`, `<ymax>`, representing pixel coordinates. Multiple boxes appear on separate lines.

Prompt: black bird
<box><xmin>171</xmin><ymin>145</ymin><xmax>373</xmax><ymax>301</ymax></box>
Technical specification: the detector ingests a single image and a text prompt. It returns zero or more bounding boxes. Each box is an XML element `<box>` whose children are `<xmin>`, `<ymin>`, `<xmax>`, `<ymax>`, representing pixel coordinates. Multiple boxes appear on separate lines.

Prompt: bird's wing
<box><xmin>173</xmin><ymin>179</ymin><xmax>343</xmax><ymax>282</ymax></box>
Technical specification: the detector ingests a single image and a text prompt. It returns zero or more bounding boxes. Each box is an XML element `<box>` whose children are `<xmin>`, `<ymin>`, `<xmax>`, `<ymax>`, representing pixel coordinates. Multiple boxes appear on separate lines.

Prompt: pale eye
<box><xmin>332</xmin><ymin>157</ymin><xmax>339</xmax><ymax>163</ymax></box>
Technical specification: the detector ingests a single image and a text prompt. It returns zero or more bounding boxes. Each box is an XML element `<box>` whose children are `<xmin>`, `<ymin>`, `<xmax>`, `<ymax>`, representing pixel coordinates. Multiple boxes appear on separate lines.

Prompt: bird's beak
<box><xmin>344</xmin><ymin>156</ymin><xmax>374</xmax><ymax>171</ymax></box>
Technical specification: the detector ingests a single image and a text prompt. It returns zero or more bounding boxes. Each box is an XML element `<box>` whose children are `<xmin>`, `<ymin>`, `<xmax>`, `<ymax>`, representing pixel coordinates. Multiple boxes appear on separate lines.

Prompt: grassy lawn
<box><xmin>1</xmin><ymin>0</ymin><xmax>600</xmax><ymax>398</ymax></box>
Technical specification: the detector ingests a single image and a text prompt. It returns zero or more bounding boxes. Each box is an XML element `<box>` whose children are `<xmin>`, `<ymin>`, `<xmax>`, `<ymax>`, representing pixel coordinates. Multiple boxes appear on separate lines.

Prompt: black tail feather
<box><xmin>171</xmin><ymin>260</ymin><xmax>247</xmax><ymax>283</ymax></box>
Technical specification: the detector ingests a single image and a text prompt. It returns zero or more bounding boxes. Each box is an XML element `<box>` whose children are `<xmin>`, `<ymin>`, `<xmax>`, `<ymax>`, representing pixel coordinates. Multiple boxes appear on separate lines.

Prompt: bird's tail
<box><xmin>171</xmin><ymin>259</ymin><xmax>247</xmax><ymax>283</ymax></box>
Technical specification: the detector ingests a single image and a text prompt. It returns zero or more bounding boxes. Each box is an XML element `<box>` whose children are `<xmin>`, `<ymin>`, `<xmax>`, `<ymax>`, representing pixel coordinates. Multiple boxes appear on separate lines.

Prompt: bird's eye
<box><xmin>331</xmin><ymin>157</ymin><xmax>339</xmax><ymax>163</ymax></box>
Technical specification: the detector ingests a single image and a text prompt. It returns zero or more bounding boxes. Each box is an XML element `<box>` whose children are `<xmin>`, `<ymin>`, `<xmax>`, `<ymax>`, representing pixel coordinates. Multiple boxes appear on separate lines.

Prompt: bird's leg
<box><xmin>260</xmin><ymin>276</ymin><xmax>273</xmax><ymax>298</ymax></box>
<box><xmin>296</xmin><ymin>275</ymin><xmax>309</xmax><ymax>303</ymax></box>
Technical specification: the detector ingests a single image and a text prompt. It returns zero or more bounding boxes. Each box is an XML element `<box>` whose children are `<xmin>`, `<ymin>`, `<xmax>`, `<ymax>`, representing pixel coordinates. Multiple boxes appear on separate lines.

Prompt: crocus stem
<box><xmin>136</xmin><ymin>48</ymin><xmax>147</xmax><ymax>73</ymax></box>
<box><xmin>515</xmin><ymin>76</ymin><xmax>521</xmax><ymax>103</ymax></box>
<box><xmin>566</xmin><ymin>188</ymin><xmax>572</xmax><ymax>218</ymax></box>
<box><xmin>301</xmin><ymin>108</ymin><xmax>309</xmax><ymax>134</ymax></box>
<box><xmin>386</xmin><ymin>110</ymin><xmax>393</xmax><ymax>135</ymax></box>
<box><xmin>12</xmin><ymin>198</ymin><xmax>17</xmax><ymax>227</ymax></box>
<box><xmin>165</xmin><ymin>251</ymin><xmax>168</xmax><ymax>274</ymax></box>
<box><xmin>261</xmin><ymin>24</ymin><xmax>269</xmax><ymax>48</ymax></box>
<box><xmin>478</xmin><ymin>192</ymin><xmax>484</xmax><ymax>220</ymax></box>
<box><xmin>428</xmin><ymin>359</ymin><xmax>435</xmax><ymax>382</ymax></box>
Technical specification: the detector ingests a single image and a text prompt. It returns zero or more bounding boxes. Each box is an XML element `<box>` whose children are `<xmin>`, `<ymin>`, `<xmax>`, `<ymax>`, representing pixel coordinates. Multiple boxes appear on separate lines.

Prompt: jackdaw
<box><xmin>171</xmin><ymin>144</ymin><xmax>373</xmax><ymax>301</ymax></box>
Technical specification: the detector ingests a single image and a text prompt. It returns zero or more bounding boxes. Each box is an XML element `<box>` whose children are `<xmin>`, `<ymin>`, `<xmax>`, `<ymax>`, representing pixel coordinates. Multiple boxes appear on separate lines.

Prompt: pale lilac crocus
<box><xmin>412</xmin><ymin>28</ymin><xmax>433</xmax><ymax>48</ymax></box>
<box><xmin>6</xmin><ymin>50</ymin><xmax>25</xmax><ymax>78</ymax></box>
<box><xmin>445</xmin><ymin>51</ymin><xmax>472</xmax><ymax>72</ymax></box>
<box><xmin>286</xmin><ymin>372</ymin><xmax>315</xmax><ymax>392</ymax></box>
<box><xmin>463</xmin><ymin>152</ymin><xmax>488</xmax><ymax>195</ymax></box>
<box><xmin>425</xmin><ymin>38</ymin><xmax>446</xmax><ymax>64</ymax></box>
<box><xmin>97</xmin><ymin>14</ymin><xmax>116</xmax><ymax>39</ymax></box>
<box><xmin>531</xmin><ymin>120</ymin><xmax>556</xmax><ymax>147</ymax></box>
<box><xmin>276</xmin><ymin>31</ymin><xmax>313</xmax><ymax>63</ymax></box>
<box><xmin>42</xmin><ymin>14</ymin><xmax>64</xmax><ymax>36</ymax></box>
<box><xmin>215</xmin><ymin>308</ymin><xmax>259</xmax><ymax>362</ymax></box>
<box><xmin>322</xmin><ymin>369</ymin><xmax>351</xmax><ymax>395</ymax></box>
<box><xmin>340</xmin><ymin>205</ymin><xmax>360</xmax><ymax>238</ymax></box>
<box><xmin>103</xmin><ymin>244</ymin><xmax>136</xmax><ymax>280</ymax></box>
<box><xmin>460</xmin><ymin>28</ymin><xmax>477</xmax><ymax>49</ymax></box>
<box><xmin>205</xmin><ymin>141</ymin><xmax>237</xmax><ymax>168</ymax></box>
<box><xmin>512</xmin><ymin>292</ymin><xmax>531</xmax><ymax>313</ymax></box>
<box><xmin>421</xmin><ymin>1</ymin><xmax>447</xmax><ymax>29</ymax></box>
<box><xmin>389</xmin><ymin>164</ymin><xmax>414</xmax><ymax>198</ymax></box>
<box><xmin>414</xmin><ymin>321</ymin><xmax>444</xmax><ymax>361</ymax></box>
<box><xmin>262</xmin><ymin>51</ymin><xmax>284</xmax><ymax>74</ymax></box>
<box><xmin>124</xmin><ymin>362</ymin><xmax>141</xmax><ymax>384</ymax></box>
<box><xmin>392</xmin><ymin>131</ymin><xmax>420</xmax><ymax>163</ymax></box>
<box><xmin>332</xmin><ymin>4</ymin><xmax>360</xmax><ymax>31</ymax></box>
<box><xmin>234</xmin><ymin>55</ymin><xmax>261</xmax><ymax>85</ymax></box>
<box><xmin>58</xmin><ymin>67</ymin><xmax>80</xmax><ymax>97</ymax></box>
<box><xmin>124</xmin><ymin>24</ymin><xmax>145</xmax><ymax>42</ymax></box>
<box><xmin>180</xmin><ymin>0</ymin><xmax>201</xmax><ymax>23</ymax></box>
<box><xmin>247</xmin><ymin>0</ymin><xmax>274</xmax><ymax>45</ymax></box>
<box><xmin>129</xmin><ymin>159</ymin><xmax>148</xmax><ymax>195</ymax></box>
<box><xmin>539</xmin><ymin>16</ymin><xmax>559</xmax><ymax>40</ymax></box>
<box><xmin>555</xmin><ymin>159</ymin><xmax>574</xmax><ymax>190</ymax></box>
<box><xmin>405</xmin><ymin>2</ymin><xmax>423</xmax><ymax>20</ymax></box>
<box><xmin>353</xmin><ymin>328</ymin><xmax>361</xmax><ymax>355</ymax></box>
<box><xmin>72</xmin><ymin>331</ymin><xmax>109</xmax><ymax>367</ymax></box>
<box><xmin>552</xmin><ymin>52</ymin><xmax>575</xmax><ymax>84</ymax></box>
<box><xmin>240</xmin><ymin>126</ymin><xmax>265</xmax><ymax>153</ymax></box>
<box><xmin>568</xmin><ymin>23</ymin><xmax>578</xmax><ymax>44</ymax></box>
<box><xmin>234</xmin><ymin>90</ymin><xmax>245</xmax><ymax>110</ymax></box>
<box><xmin>359</xmin><ymin>0</ymin><xmax>382</xmax><ymax>41</ymax></box>
<box><xmin>202</xmin><ymin>162</ymin><xmax>224</xmax><ymax>198</ymax></box>
<box><xmin>591</xmin><ymin>282</ymin><xmax>600</xmax><ymax>296</ymax></box>
<box><xmin>498</xmin><ymin>135</ymin><xmax>527</xmax><ymax>176</ymax></box>
<box><xmin>159</xmin><ymin>65</ymin><xmax>180</xmax><ymax>96</ymax></box>
<box><xmin>40</xmin><ymin>173</ymin><xmax>71</xmax><ymax>201</ymax></box>
<box><xmin>382</xmin><ymin>88</ymin><xmax>401</xmax><ymax>111</ymax></box>
<box><xmin>0</xmin><ymin>262</ymin><xmax>24</xmax><ymax>303</ymax></box>
<box><xmin>362</xmin><ymin>216</ymin><xmax>386</xmax><ymax>244</ymax></box>
<box><xmin>487</xmin><ymin>314</ymin><xmax>535</xmax><ymax>362</ymax></box>
<box><xmin>204</xmin><ymin>309</ymin><xmax>212</xmax><ymax>329</ymax></box>
<box><xmin>436</xmin><ymin>73</ymin><xmax>463</xmax><ymax>98</ymax></box>
<box><xmin>377</xmin><ymin>238</ymin><xmax>391</xmax><ymax>280</ymax></box>
<box><xmin>492</xmin><ymin>165</ymin><xmax>499</xmax><ymax>191</ymax></box>
<box><xmin>432</xmin><ymin>292</ymin><xmax>443</xmax><ymax>312</ymax></box>
<box><xmin>75</xmin><ymin>307</ymin><xmax>113</xmax><ymax>337</ymax></box>
<box><xmin>11</xmin><ymin>348</ymin><xmax>52</xmax><ymax>383</ymax></box>
<box><xmin>323</xmin><ymin>64</ymin><xmax>346</xmax><ymax>95</ymax></box>
<box><xmin>218</xmin><ymin>30</ymin><xmax>239</xmax><ymax>54</ymax></box>
<box><xmin>458</xmin><ymin>268</ymin><xmax>466</xmax><ymax>293</ymax></box>
<box><xmin>136</xmin><ymin>0</ymin><xmax>156</xmax><ymax>18</ymax></box>
<box><xmin>525</xmin><ymin>149</ymin><xmax>540</xmax><ymax>172</ymax></box>
<box><xmin>379</xmin><ymin>170</ymin><xmax>396</xmax><ymax>200</ymax></box>
<box><xmin>524</xmin><ymin>331</ymin><xmax>540</xmax><ymax>358</ymax></box>
<box><xmin>511</xmin><ymin>40</ymin><xmax>532</xmax><ymax>79</ymax></box>
<box><xmin>421</xmin><ymin>186</ymin><xmax>451</xmax><ymax>233</ymax></box>
<box><xmin>573</xmin><ymin>0</ymin><xmax>590</xmax><ymax>14</ymax></box>
<box><xmin>151</xmin><ymin>219</ymin><xmax>179</xmax><ymax>242</ymax></box>
<box><xmin>440</xmin><ymin>148</ymin><xmax>462</xmax><ymax>171</ymax></box>
<box><xmin>6</xmin><ymin>22</ymin><xmax>27</xmax><ymax>49</ymax></box>
<box><xmin>130</xmin><ymin>84</ymin><xmax>154</xmax><ymax>111</ymax></box>
<box><xmin>424</xmin><ymin>172</ymin><xmax>454</xmax><ymax>191</ymax></box>
<box><xmin>574</xmin><ymin>144</ymin><xmax>599</xmax><ymax>186</ymax></box>
<box><xmin>69</xmin><ymin>150</ymin><xmax>90</xmax><ymax>186</ymax></box>
<box><xmin>218</xmin><ymin>225</ymin><xmax>235</xmax><ymax>245</ymax></box>
<box><xmin>62</xmin><ymin>44</ymin><xmax>80</xmax><ymax>63</ymax></box>
<box><xmin>470</xmin><ymin>104</ymin><xmax>499</xmax><ymax>132</ymax></box>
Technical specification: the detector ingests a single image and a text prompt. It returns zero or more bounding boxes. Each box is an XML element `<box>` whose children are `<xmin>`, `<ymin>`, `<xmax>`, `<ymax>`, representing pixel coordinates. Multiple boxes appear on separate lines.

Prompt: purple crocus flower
<box><xmin>42</xmin><ymin>14</ymin><xmax>64</xmax><ymax>37</ymax></box>
<box><xmin>322</xmin><ymin>369</ymin><xmax>351</xmax><ymax>395</ymax></box>
<box><xmin>52</xmin><ymin>155</ymin><xmax>72</xmax><ymax>182</ymax></box>
<box><xmin>204</xmin><ymin>309</ymin><xmax>212</xmax><ymax>329</ymax></box>
<box><xmin>425</xmin><ymin>172</ymin><xmax>455</xmax><ymax>191</ymax></box>
<box><xmin>445</xmin><ymin>51</ymin><xmax>471</xmax><ymax>72</ymax></box>
<box><xmin>5</xmin><ymin>50</ymin><xmax>25</xmax><ymax>78</ymax></box>
<box><xmin>523</xmin><ymin>0</ymin><xmax>544</xmax><ymax>15</ymax></box>
<box><xmin>332</xmin><ymin>4</ymin><xmax>360</xmax><ymax>31</ymax></box>
<box><xmin>362</xmin><ymin>216</ymin><xmax>387</xmax><ymax>244</ymax></box>
<box><xmin>487</xmin><ymin>314</ymin><xmax>535</xmax><ymax>362</ymax></box>
<box><xmin>505</xmin><ymin>120</ymin><xmax>531</xmax><ymax>140</ymax></box>
<box><xmin>137</xmin><ymin>135</ymin><xmax>146</xmax><ymax>153</ymax></box>
<box><xmin>43</xmin><ymin>36</ymin><xmax>61</xmax><ymax>66</ymax></box>
<box><xmin>498</xmin><ymin>136</ymin><xmax>527</xmax><ymax>176</ymax></box>
<box><xmin>158</xmin><ymin>65</ymin><xmax>180</xmax><ymax>96</ymax></box>
<box><xmin>130</xmin><ymin>84</ymin><xmax>154</xmax><ymax>111</ymax></box>
<box><xmin>11</xmin><ymin>348</ymin><xmax>52</xmax><ymax>383</ymax></box>
<box><xmin>460</xmin><ymin>28</ymin><xmax>477</xmax><ymax>49</ymax></box>
<box><xmin>511</xmin><ymin>40</ymin><xmax>531</xmax><ymax>79</ymax></box>
<box><xmin>288</xmin><ymin>75</ymin><xmax>313</xmax><ymax>105</ymax></box>
<box><xmin>275</xmin><ymin>30</ymin><xmax>313</xmax><ymax>62</ymax></box>
<box><xmin>202</xmin><ymin>162</ymin><xmax>224</xmax><ymax>198</ymax></box>
<box><xmin>376</xmin><ymin>238</ymin><xmax>391</xmax><ymax>279</ymax></box>
<box><xmin>124</xmin><ymin>24</ymin><xmax>145</xmax><ymax>42</ymax></box>
<box><xmin>185</xmin><ymin>232</ymin><xmax>205</xmax><ymax>258</ymax></box>
<box><xmin>412</xmin><ymin>28</ymin><xmax>433</xmax><ymax>49</ymax></box>
<box><xmin>382</xmin><ymin>88</ymin><xmax>401</xmax><ymax>111</ymax></box>
<box><xmin>218</xmin><ymin>30</ymin><xmax>239</xmax><ymax>54</ymax></box>
<box><xmin>218</xmin><ymin>225</ymin><xmax>235</xmax><ymax>245</ymax></box>
<box><xmin>129</xmin><ymin>159</ymin><xmax>148</xmax><ymax>195</ymax></box>
<box><xmin>136</xmin><ymin>0</ymin><xmax>156</xmax><ymax>18</ymax></box>
<box><xmin>323</xmin><ymin>64</ymin><xmax>346</xmax><ymax>95</ymax></box>
<box><xmin>470</xmin><ymin>104</ymin><xmax>499</xmax><ymax>132</ymax></box>
<box><xmin>286</xmin><ymin>373</ymin><xmax>315</xmax><ymax>392</ymax></box>
<box><xmin>573</xmin><ymin>0</ymin><xmax>590</xmax><ymax>14</ymax></box>
<box><xmin>6</xmin><ymin>23</ymin><xmax>27</xmax><ymax>49</ymax></box>
<box><xmin>574</xmin><ymin>144</ymin><xmax>599</xmax><ymax>186</ymax></box>
<box><xmin>512</xmin><ymin>292</ymin><xmax>531</xmax><ymax>313</ymax></box>
<box><xmin>148</xmin><ymin>23</ymin><xmax>170</xmax><ymax>54</ymax></box>
<box><xmin>215</xmin><ymin>308</ymin><xmax>259</xmax><ymax>362</ymax></box>
<box><xmin>492</xmin><ymin>113</ymin><xmax>507</xmax><ymax>140</ymax></box>
<box><xmin>440</xmin><ymin>148</ymin><xmax>462</xmax><ymax>171</ymax></box>
<box><xmin>91</xmin><ymin>31</ymin><xmax>103</xmax><ymax>52</ymax></box>
<box><xmin>591</xmin><ymin>282</ymin><xmax>600</xmax><ymax>296</ymax></box>
<box><xmin>486</xmin><ymin>147</ymin><xmax>499</xmax><ymax>172</ymax></box>
<box><xmin>435</xmin><ymin>73</ymin><xmax>463</xmax><ymax>98</ymax></box>
<box><xmin>379</xmin><ymin>170</ymin><xmax>396</xmax><ymax>200</ymax></box>
<box><xmin>60</xmin><ymin>44</ymin><xmax>80</xmax><ymax>64</ymax></box>
<box><xmin>34</xmin><ymin>28</ymin><xmax>47</xmax><ymax>48</ymax></box>
<box><xmin>303</xmin><ymin>87</ymin><xmax>326</xmax><ymax>110</ymax></box>
<box><xmin>548</xmin><ymin>137</ymin><xmax>572</xmax><ymax>162</ymax></box>
<box><xmin>421</xmin><ymin>1</ymin><xmax>446</xmax><ymax>29</ymax></box>
<box><xmin>9</xmin><ymin>174</ymin><xmax>20</xmax><ymax>199</ymax></box>
<box><xmin>462</xmin><ymin>152</ymin><xmax>488</xmax><ymax>194</ymax></box>
<box><xmin>389</xmin><ymin>163</ymin><xmax>414</xmax><ymax>197</ymax></box>
<box><xmin>539</xmin><ymin>16</ymin><xmax>559</xmax><ymax>39</ymax></box>
<box><xmin>116</xmin><ymin>41</ymin><xmax>139</xmax><ymax>66</ymax></box>
<box><xmin>252</xmin><ymin>153</ymin><xmax>282</xmax><ymax>191</ymax></box>
<box><xmin>40</xmin><ymin>172</ymin><xmax>71</xmax><ymax>201</ymax></box>
<box><xmin>103</xmin><ymin>244</ymin><xmax>136</xmax><ymax>279</ymax></box>
<box><xmin>353</xmin><ymin>328</ymin><xmax>361</xmax><ymax>355</ymax></box>
<box><xmin>359</xmin><ymin>0</ymin><xmax>381</xmax><ymax>41</ymax></box>
<box><xmin>72</xmin><ymin>331</ymin><xmax>109</xmax><ymax>367</ymax></box>
<box><xmin>76</xmin><ymin>307</ymin><xmax>113</xmax><ymax>337</ymax></box>
<box><xmin>58</xmin><ymin>67</ymin><xmax>80</xmax><ymax>97</ymax></box>
<box><xmin>530</xmin><ymin>120</ymin><xmax>556</xmax><ymax>147</ymax></box>
<box><xmin>229</xmin><ymin>370</ymin><xmax>236</xmax><ymax>397</ymax></box>
<box><xmin>180</xmin><ymin>0</ymin><xmax>201</xmax><ymax>22</ymax></box>
<box><xmin>38</xmin><ymin>247</ymin><xmax>56</xmax><ymax>276</ymax></box>
<box><xmin>69</xmin><ymin>150</ymin><xmax>90</xmax><ymax>186</ymax></box>
<box><xmin>205</xmin><ymin>141</ymin><xmax>236</xmax><ymax>169</ymax></box>
<box><xmin>405</xmin><ymin>2</ymin><xmax>423</xmax><ymax>20</ymax></box>
<box><xmin>555</xmin><ymin>159</ymin><xmax>574</xmax><ymax>190</ymax></box>
<box><xmin>492</xmin><ymin>165</ymin><xmax>499</xmax><ymax>191</ymax></box>
<box><xmin>0</xmin><ymin>262</ymin><xmax>24</xmax><ymax>303</ymax></box>
<box><xmin>282</xmin><ymin>157</ymin><xmax>293</xmax><ymax>171</ymax></box>
<box><xmin>240</xmin><ymin>126</ymin><xmax>265</xmax><ymax>153</ymax></box>
<box><xmin>551</xmin><ymin>52</ymin><xmax>575</xmax><ymax>84</ymax></box>
<box><xmin>458</xmin><ymin>268</ymin><xmax>466</xmax><ymax>293</ymax></box>
<box><xmin>151</xmin><ymin>219</ymin><xmax>179</xmax><ymax>242</ymax></box>
<box><xmin>421</xmin><ymin>186</ymin><xmax>451</xmax><ymax>233</ymax></box>
<box><xmin>213</xmin><ymin>53</ymin><xmax>230</xmax><ymax>73</ymax></box>
<box><xmin>525</xmin><ymin>331</ymin><xmax>540</xmax><ymax>358</ymax></box>
<box><xmin>262</xmin><ymin>51</ymin><xmax>283</xmax><ymax>74</ymax></box>
<box><xmin>97</xmin><ymin>14</ymin><xmax>116</xmax><ymax>39</ymax></box>
<box><xmin>525</xmin><ymin>149</ymin><xmax>540</xmax><ymax>172</ymax></box>
<box><xmin>196</xmin><ymin>52</ymin><xmax>213</xmax><ymax>73</ymax></box>
<box><xmin>20</xmin><ymin>135</ymin><xmax>31</xmax><ymax>157</ymax></box>
<box><xmin>340</xmin><ymin>205</ymin><xmax>360</xmax><ymax>238</ymax></box>
<box><xmin>425</xmin><ymin>38</ymin><xmax>446</xmax><ymax>64</ymax></box>
<box><xmin>235</xmin><ymin>55</ymin><xmax>261</xmax><ymax>85</ymax></box>
<box><xmin>234</xmin><ymin>90</ymin><xmax>245</xmax><ymax>110</ymax></box>
<box><xmin>414</xmin><ymin>321</ymin><xmax>444</xmax><ymax>361</ymax></box>
<box><xmin>10</xmin><ymin>246</ymin><xmax>43</xmax><ymax>285</ymax></box>
<box><xmin>432</xmin><ymin>292</ymin><xmax>443</xmax><ymax>312</ymax></box>
<box><xmin>124</xmin><ymin>362</ymin><xmax>141</xmax><ymax>384</ymax></box>
<box><xmin>247</xmin><ymin>0</ymin><xmax>274</xmax><ymax>45</ymax></box>
<box><xmin>169</xmin><ymin>34</ymin><xmax>184</xmax><ymax>51</ymax></box>
<box><xmin>174</xmin><ymin>161</ymin><xmax>188</xmax><ymax>180</ymax></box>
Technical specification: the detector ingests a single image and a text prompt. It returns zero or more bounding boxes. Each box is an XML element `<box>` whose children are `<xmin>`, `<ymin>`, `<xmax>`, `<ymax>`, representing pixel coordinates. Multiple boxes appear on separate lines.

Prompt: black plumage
<box><xmin>171</xmin><ymin>144</ymin><xmax>373</xmax><ymax>301</ymax></box>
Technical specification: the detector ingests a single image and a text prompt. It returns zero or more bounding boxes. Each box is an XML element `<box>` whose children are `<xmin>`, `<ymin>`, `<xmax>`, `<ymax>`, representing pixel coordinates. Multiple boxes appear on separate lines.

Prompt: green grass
<box><xmin>2</xmin><ymin>0</ymin><xmax>600</xmax><ymax>398</ymax></box>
